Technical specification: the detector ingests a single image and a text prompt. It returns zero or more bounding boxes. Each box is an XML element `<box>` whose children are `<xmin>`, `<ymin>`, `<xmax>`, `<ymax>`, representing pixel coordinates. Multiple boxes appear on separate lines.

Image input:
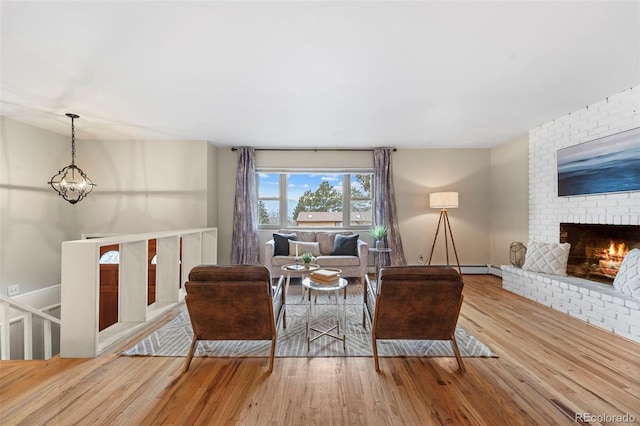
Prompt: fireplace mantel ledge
<box><xmin>501</xmin><ymin>265</ymin><xmax>639</xmax><ymax>344</ymax></box>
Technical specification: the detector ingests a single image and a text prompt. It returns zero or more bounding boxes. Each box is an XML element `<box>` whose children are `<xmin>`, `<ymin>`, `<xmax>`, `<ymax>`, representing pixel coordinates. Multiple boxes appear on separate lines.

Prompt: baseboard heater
<box><xmin>370</xmin><ymin>265</ymin><xmax>502</xmax><ymax>275</ymax></box>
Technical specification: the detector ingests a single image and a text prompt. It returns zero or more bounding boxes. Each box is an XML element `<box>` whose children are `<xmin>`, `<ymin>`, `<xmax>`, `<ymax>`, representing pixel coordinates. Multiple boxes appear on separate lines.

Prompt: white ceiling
<box><xmin>1</xmin><ymin>1</ymin><xmax>639</xmax><ymax>149</ymax></box>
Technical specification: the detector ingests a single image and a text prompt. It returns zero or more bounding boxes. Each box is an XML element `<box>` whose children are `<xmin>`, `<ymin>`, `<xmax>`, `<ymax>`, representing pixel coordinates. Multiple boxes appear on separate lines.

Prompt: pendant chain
<box><xmin>70</xmin><ymin>116</ymin><xmax>76</xmax><ymax>166</ymax></box>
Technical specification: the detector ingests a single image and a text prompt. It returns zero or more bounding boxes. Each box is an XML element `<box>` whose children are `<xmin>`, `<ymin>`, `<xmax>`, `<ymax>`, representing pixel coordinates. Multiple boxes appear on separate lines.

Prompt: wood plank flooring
<box><xmin>1</xmin><ymin>275</ymin><xmax>638</xmax><ymax>425</ymax></box>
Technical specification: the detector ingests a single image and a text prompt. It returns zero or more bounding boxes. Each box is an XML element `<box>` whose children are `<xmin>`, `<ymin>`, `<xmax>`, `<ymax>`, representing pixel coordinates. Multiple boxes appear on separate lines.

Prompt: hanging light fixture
<box><xmin>48</xmin><ymin>113</ymin><xmax>96</xmax><ymax>204</ymax></box>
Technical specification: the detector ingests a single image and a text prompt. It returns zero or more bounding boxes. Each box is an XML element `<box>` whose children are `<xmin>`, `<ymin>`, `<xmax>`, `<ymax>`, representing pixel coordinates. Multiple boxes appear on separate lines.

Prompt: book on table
<box><xmin>310</xmin><ymin>269</ymin><xmax>341</xmax><ymax>283</ymax></box>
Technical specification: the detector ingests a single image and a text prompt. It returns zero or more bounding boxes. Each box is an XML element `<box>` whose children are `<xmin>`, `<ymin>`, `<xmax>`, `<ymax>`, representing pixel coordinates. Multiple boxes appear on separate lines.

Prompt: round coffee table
<box><xmin>302</xmin><ymin>275</ymin><xmax>348</xmax><ymax>351</ymax></box>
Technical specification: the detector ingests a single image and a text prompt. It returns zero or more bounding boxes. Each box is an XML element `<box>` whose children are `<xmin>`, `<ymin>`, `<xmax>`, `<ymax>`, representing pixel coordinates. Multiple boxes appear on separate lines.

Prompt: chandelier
<box><xmin>48</xmin><ymin>113</ymin><xmax>96</xmax><ymax>204</ymax></box>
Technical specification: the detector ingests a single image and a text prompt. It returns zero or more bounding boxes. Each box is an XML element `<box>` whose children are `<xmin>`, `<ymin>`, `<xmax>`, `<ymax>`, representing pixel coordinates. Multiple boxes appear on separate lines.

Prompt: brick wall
<box><xmin>528</xmin><ymin>86</ymin><xmax>640</xmax><ymax>242</ymax></box>
<box><xmin>503</xmin><ymin>86</ymin><xmax>640</xmax><ymax>344</ymax></box>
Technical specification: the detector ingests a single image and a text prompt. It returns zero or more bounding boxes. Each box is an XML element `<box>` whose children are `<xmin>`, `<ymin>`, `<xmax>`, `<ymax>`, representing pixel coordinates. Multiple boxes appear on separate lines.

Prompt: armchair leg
<box><xmin>362</xmin><ymin>307</ymin><xmax>367</xmax><ymax>330</ymax></box>
<box><xmin>268</xmin><ymin>337</ymin><xmax>276</xmax><ymax>373</ymax></box>
<box><xmin>450</xmin><ymin>335</ymin><xmax>466</xmax><ymax>372</ymax></box>
<box><xmin>279</xmin><ymin>275</ymin><xmax>287</xmax><ymax>329</ymax></box>
<box><xmin>372</xmin><ymin>334</ymin><xmax>380</xmax><ymax>371</ymax></box>
<box><xmin>183</xmin><ymin>336</ymin><xmax>198</xmax><ymax>373</ymax></box>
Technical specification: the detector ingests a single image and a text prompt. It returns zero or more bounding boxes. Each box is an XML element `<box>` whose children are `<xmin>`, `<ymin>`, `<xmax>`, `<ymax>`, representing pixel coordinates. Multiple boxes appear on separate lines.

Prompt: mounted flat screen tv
<box><xmin>557</xmin><ymin>127</ymin><xmax>640</xmax><ymax>197</ymax></box>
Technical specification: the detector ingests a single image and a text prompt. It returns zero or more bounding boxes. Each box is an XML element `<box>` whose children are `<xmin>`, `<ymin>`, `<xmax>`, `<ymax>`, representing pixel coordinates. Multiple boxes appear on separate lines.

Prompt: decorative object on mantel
<box><xmin>369</xmin><ymin>224</ymin><xmax>388</xmax><ymax>249</ymax></box>
<box><xmin>557</xmin><ymin>126</ymin><xmax>640</xmax><ymax>197</ymax></box>
<box><xmin>509</xmin><ymin>242</ymin><xmax>527</xmax><ymax>267</ymax></box>
<box><xmin>427</xmin><ymin>192</ymin><xmax>461</xmax><ymax>274</ymax></box>
<box><xmin>48</xmin><ymin>113</ymin><xmax>96</xmax><ymax>204</ymax></box>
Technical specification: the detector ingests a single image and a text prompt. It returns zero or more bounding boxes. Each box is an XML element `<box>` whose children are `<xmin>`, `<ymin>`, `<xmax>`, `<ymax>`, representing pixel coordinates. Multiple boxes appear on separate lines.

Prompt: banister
<box><xmin>0</xmin><ymin>294</ymin><xmax>62</xmax><ymax>325</ymax></box>
<box><xmin>61</xmin><ymin>227</ymin><xmax>218</xmax><ymax>358</ymax></box>
<box><xmin>0</xmin><ymin>295</ymin><xmax>60</xmax><ymax>360</ymax></box>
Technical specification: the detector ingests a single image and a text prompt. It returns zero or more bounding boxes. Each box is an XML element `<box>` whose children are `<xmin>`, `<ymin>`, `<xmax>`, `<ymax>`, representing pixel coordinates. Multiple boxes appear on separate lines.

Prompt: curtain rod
<box><xmin>231</xmin><ymin>147</ymin><xmax>397</xmax><ymax>152</ymax></box>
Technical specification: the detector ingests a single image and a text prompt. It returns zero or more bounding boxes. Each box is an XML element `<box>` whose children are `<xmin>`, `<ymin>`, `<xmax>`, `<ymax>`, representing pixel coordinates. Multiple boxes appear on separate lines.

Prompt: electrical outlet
<box><xmin>8</xmin><ymin>285</ymin><xmax>19</xmax><ymax>296</ymax></box>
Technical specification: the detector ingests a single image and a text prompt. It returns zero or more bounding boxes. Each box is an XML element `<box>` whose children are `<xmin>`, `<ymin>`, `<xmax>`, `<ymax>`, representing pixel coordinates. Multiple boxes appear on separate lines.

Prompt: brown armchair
<box><xmin>183</xmin><ymin>264</ymin><xmax>284</xmax><ymax>373</ymax></box>
<box><xmin>371</xmin><ymin>266</ymin><xmax>465</xmax><ymax>372</ymax></box>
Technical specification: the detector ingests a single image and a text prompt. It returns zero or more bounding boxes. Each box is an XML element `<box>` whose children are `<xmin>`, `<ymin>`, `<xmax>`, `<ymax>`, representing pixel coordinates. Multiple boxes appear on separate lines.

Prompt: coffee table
<box><xmin>302</xmin><ymin>275</ymin><xmax>348</xmax><ymax>351</ymax></box>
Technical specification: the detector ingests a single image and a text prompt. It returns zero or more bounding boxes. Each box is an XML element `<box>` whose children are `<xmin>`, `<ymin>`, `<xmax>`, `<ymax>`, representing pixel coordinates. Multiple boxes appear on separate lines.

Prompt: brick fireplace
<box><xmin>501</xmin><ymin>86</ymin><xmax>640</xmax><ymax>344</ymax></box>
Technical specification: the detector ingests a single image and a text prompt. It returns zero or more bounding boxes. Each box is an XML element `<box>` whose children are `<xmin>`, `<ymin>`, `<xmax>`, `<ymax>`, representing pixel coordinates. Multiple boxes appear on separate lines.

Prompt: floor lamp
<box><xmin>427</xmin><ymin>192</ymin><xmax>462</xmax><ymax>275</ymax></box>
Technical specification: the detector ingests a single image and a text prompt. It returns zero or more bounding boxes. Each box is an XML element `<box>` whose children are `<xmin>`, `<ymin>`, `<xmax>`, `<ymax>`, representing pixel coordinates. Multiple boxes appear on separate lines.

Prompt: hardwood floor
<box><xmin>1</xmin><ymin>275</ymin><xmax>638</xmax><ymax>425</ymax></box>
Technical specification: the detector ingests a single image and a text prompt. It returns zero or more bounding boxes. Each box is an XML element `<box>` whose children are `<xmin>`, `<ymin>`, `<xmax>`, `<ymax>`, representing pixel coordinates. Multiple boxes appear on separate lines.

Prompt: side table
<box><xmin>302</xmin><ymin>276</ymin><xmax>348</xmax><ymax>351</ymax></box>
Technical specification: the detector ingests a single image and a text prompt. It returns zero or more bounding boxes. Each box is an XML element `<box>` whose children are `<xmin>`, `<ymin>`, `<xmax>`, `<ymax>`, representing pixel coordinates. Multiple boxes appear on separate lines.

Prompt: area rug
<box><xmin>122</xmin><ymin>284</ymin><xmax>496</xmax><ymax>358</ymax></box>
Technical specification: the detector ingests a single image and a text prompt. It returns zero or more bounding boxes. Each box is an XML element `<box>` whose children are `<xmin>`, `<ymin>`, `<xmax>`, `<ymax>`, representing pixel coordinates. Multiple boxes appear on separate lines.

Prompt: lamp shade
<box><xmin>429</xmin><ymin>192</ymin><xmax>458</xmax><ymax>209</ymax></box>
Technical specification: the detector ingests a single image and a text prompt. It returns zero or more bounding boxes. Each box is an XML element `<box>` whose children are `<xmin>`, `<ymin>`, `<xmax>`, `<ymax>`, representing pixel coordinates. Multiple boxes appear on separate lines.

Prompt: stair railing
<box><xmin>0</xmin><ymin>294</ymin><xmax>61</xmax><ymax>360</ymax></box>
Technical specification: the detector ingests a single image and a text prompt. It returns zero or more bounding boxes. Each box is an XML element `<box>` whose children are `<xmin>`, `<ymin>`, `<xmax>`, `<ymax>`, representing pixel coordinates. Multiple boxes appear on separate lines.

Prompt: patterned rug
<box><xmin>122</xmin><ymin>283</ymin><xmax>496</xmax><ymax>358</ymax></box>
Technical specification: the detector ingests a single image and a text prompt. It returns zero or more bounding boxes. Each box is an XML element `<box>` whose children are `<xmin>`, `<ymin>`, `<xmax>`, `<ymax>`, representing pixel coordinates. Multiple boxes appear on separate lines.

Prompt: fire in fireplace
<box><xmin>594</xmin><ymin>241</ymin><xmax>629</xmax><ymax>278</ymax></box>
<box><xmin>560</xmin><ymin>223</ymin><xmax>640</xmax><ymax>284</ymax></box>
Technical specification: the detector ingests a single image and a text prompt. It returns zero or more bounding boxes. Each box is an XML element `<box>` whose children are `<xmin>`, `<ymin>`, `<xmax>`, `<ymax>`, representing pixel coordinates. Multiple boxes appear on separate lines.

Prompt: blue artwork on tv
<box><xmin>557</xmin><ymin>127</ymin><xmax>640</xmax><ymax>197</ymax></box>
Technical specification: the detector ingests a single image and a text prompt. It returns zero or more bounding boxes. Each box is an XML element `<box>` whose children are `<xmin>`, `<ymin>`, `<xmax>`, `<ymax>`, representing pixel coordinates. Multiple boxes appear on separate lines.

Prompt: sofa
<box><xmin>264</xmin><ymin>229</ymin><xmax>368</xmax><ymax>283</ymax></box>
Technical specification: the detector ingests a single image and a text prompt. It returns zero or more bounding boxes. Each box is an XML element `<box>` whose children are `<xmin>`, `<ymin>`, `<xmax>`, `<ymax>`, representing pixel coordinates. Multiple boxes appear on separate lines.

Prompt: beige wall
<box><xmin>216</xmin><ymin>148</ymin><xmax>237</xmax><ymax>264</ymax></box>
<box><xmin>207</xmin><ymin>143</ymin><xmax>219</xmax><ymax>228</ymax></box>
<box><xmin>393</xmin><ymin>149</ymin><xmax>492</xmax><ymax>266</ymax></box>
<box><xmin>75</xmin><ymin>139</ymin><xmax>210</xmax><ymax>235</ymax></box>
<box><xmin>0</xmin><ymin>117</ymin><xmax>77</xmax><ymax>294</ymax></box>
<box><xmin>489</xmin><ymin>135</ymin><xmax>529</xmax><ymax>265</ymax></box>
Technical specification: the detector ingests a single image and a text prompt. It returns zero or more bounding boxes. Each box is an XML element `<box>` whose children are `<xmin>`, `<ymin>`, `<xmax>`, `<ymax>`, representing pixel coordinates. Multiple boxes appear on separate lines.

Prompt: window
<box><xmin>257</xmin><ymin>171</ymin><xmax>373</xmax><ymax>228</ymax></box>
<box><xmin>99</xmin><ymin>250</ymin><xmax>120</xmax><ymax>264</ymax></box>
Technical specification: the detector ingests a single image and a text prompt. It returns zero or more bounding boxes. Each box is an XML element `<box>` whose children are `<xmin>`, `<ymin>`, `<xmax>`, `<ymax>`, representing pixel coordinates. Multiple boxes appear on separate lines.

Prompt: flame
<box><xmin>607</xmin><ymin>241</ymin><xmax>628</xmax><ymax>257</ymax></box>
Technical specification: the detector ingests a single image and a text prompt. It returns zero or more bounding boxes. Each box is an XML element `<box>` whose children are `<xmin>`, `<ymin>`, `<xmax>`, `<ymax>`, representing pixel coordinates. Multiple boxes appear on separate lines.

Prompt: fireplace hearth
<box><xmin>560</xmin><ymin>223</ymin><xmax>640</xmax><ymax>284</ymax></box>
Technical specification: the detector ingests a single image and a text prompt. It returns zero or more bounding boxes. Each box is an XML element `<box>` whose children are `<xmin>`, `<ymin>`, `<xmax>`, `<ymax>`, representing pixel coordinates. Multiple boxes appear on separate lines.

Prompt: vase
<box><xmin>375</xmin><ymin>240</ymin><xmax>383</xmax><ymax>249</ymax></box>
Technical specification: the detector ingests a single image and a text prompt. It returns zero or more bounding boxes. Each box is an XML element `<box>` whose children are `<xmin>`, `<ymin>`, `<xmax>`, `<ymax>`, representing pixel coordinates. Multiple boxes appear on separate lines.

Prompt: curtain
<box><xmin>373</xmin><ymin>148</ymin><xmax>406</xmax><ymax>266</ymax></box>
<box><xmin>231</xmin><ymin>147</ymin><xmax>259</xmax><ymax>264</ymax></box>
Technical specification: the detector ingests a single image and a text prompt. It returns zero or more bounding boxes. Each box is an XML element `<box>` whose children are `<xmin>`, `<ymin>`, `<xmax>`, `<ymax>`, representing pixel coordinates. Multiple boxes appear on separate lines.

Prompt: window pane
<box><xmin>258</xmin><ymin>200</ymin><xmax>280</xmax><ymax>225</ymax></box>
<box><xmin>350</xmin><ymin>173</ymin><xmax>373</xmax><ymax>226</ymax></box>
<box><xmin>289</xmin><ymin>173</ymin><xmax>343</xmax><ymax>226</ymax></box>
<box><xmin>258</xmin><ymin>173</ymin><xmax>280</xmax><ymax>198</ymax></box>
<box><xmin>257</xmin><ymin>173</ymin><xmax>280</xmax><ymax>225</ymax></box>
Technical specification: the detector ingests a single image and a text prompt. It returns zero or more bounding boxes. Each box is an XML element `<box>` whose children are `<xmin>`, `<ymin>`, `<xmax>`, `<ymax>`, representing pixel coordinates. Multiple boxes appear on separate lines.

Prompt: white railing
<box><xmin>0</xmin><ymin>294</ymin><xmax>61</xmax><ymax>360</ymax></box>
<box><xmin>61</xmin><ymin>227</ymin><xmax>217</xmax><ymax>358</ymax></box>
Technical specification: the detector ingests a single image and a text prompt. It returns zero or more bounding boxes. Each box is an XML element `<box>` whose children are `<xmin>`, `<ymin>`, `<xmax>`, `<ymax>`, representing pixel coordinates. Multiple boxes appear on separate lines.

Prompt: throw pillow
<box><xmin>331</xmin><ymin>234</ymin><xmax>359</xmax><ymax>256</ymax></box>
<box><xmin>521</xmin><ymin>241</ymin><xmax>571</xmax><ymax>276</ymax></box>
<box><xmin>613</xmin><ymin>248</ymin><xmax>640</xmax><ymax>301</ymax></box>
<box><xmin>289</xmin><ymin>240</ymin><xmax>321</xmax><ymax>257</ymax></box>
<box><xmin>273</xmin><ymin>233</ymin><xmax>297</xmax><ymax>256</ymax></box>
<box><xmin>317</xmin><ymin>231</ymin><xmax>353</xmax><ymax>255</ymax></box>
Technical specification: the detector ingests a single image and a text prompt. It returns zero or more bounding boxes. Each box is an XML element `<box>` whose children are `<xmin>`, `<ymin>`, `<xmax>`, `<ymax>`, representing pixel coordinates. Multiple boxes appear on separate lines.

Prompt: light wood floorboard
<box><xmin>0</xmin><ymin>275</ymin><xmax>638</xmax><ymax>425</ymax></box>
